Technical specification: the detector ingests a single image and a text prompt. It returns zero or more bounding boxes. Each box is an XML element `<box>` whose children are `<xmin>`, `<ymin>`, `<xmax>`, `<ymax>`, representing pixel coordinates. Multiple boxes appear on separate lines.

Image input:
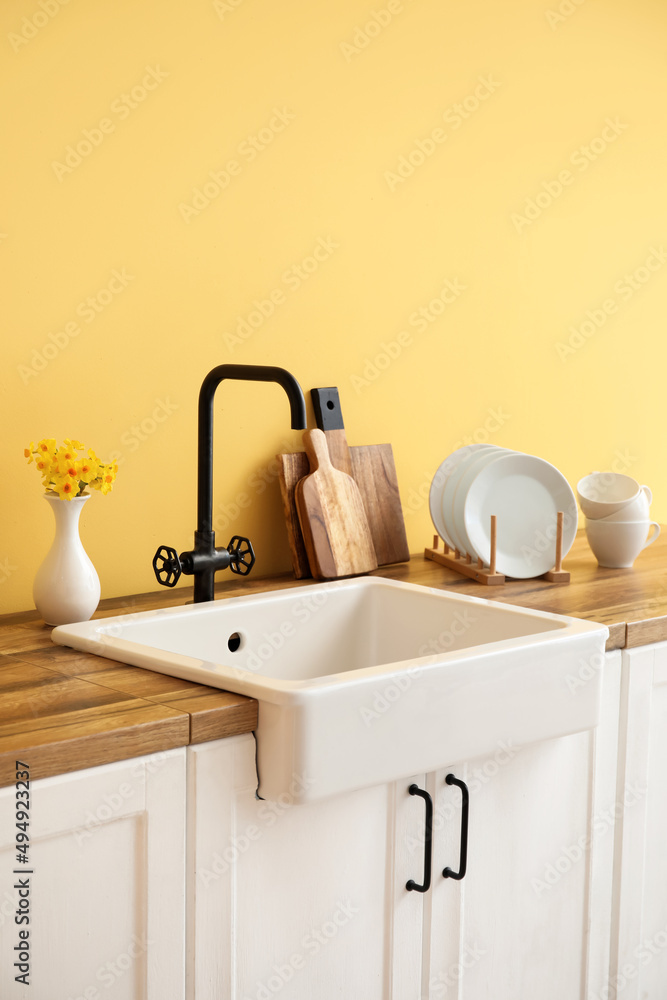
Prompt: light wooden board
<box><xmin>295</xmin><ymin>429</ymin><xmax>377</xmax><ymax>579</ymax></box>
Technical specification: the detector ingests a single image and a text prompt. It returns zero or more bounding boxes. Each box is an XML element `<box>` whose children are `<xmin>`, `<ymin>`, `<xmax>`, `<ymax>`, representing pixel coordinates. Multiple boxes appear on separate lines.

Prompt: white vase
<box><xmin>33</xmin><ymin>492</ymin><xmax>101</xmax><ymax>626</ymax></box>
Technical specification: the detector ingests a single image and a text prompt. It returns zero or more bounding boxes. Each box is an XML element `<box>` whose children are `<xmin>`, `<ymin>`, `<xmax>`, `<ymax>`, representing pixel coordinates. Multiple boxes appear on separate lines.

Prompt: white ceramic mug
<box><xmin>585</xmin><ymin>518</ymin><xmax>660</xmax><ymax>568</ymax></box>
<box><xmin>595</xmin><ymin>486</ymin><xmax>652</xmax><ymax>523</ymax></box>
<box><xmin>577</xmin><ymin>472</ymin><xmax>647</xmax><ymax>518</ymax></box>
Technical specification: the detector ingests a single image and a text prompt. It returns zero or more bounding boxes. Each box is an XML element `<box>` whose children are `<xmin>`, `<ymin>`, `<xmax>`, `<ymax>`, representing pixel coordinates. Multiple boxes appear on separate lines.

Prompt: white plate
<box><xmin>451</xmin><ymin>448</ymin><xmax>514</xmax><ymax>558</ymax></box>
<box><xmin>441</xmin><ymin>446</ymin><xmax>506</xmax><ymax>553</ymax></box>
<box><xmin>464</xmin><ymin>453</ymin><xmax>578</xmax><ymax>578</ymax></box>
<box><xmin>428</xmin><ymin>444</ymin><xmax>490</xmax><ymax>547</ymax></box>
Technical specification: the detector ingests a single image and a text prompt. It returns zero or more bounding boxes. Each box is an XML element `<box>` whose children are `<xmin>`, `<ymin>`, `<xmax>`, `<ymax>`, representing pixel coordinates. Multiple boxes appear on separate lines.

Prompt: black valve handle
<box><xmin>442</xmin><ymin>773</ymin><xmax>469</xmax><ymax>881</ymax></box>
<box><xmin>406</xmin><ymin>784</ymin><xmax>433</xmax><ymax>893</ymax></box>
<box><xmin>228</xmin><ymin>536</ymin><xmax>255</xmax><ymax>576</ymax></box>
<box><xmin>152</xmin><ymin>545</ymin><xmax>182</xmax><ymax>588</ymax></box>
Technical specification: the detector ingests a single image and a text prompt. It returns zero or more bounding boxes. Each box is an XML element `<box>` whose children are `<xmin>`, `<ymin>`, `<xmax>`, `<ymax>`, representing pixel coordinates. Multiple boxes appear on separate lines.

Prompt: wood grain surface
<box><xmin>277</xmin><ymin>450</ymin><xmax>311</xmax><ymax>579</ymax></box>
<box><xmin>349</xmin><ymin>443</ymin><xmax>410</xmax><ymax>566</ymax></box>
<box><xmin>296</xmin><ymin>429</ymin><xmax>377</xmax><ymax>579</ymax></box>
<box><xmin>278</xmin><ymin>441</ymin><xmax>410</xmax><ymax>575</ymax></box>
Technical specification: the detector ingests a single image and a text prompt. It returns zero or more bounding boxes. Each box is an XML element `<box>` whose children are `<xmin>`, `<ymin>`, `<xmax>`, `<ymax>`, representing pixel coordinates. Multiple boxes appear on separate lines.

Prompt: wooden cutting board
<box><xmin>348</xmin><ymin>443</ymin><xmax>410</xmax><ymax>566</ymax></box>
<box><xmin>311</xmin><ymin>388</ymin><xmax>410</xmax><ymax>567</ymax></box>
<box><xmin>295</xmin><ymin>429</ymin><xmax>378</xmax><ymax>579</ymax></box>
<box><xmin>277</xmin><ymin>450</ymin><xmax>310</xmax><ymax>578</ymax></box>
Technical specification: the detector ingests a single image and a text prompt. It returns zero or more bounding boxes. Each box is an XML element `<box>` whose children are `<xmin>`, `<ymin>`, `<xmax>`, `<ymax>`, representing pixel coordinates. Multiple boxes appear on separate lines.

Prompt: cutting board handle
<box><xmin>302</xmin><ymin>428</ymin><xmax>333</xmax><ymax>472</ymax></box>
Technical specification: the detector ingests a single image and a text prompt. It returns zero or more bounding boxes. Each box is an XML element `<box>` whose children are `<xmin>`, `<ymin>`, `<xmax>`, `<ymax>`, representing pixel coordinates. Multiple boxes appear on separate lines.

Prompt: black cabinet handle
<box><xmin>406</xmin><ymin>784</ymin><xmax>433</xmax><ymax>893</ymax></box>
<box><xmin>442</xmin><ymin>773</ymin><xmax>469</xmax><ymax>880</ymax></box>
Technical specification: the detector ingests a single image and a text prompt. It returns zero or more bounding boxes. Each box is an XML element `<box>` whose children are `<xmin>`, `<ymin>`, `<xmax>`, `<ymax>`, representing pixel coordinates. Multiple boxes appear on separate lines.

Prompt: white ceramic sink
<box><xmin>52</xmin><ymin>577</ymin><xmax>608</xmax><ymax>803</ymax></box>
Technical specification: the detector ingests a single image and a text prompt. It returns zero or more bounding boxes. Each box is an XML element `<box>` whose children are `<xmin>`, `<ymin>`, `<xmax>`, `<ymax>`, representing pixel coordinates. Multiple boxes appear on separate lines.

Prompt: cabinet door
<box><xmin>422</xmin><ymin>650</ymin><xmax>621</xmax><ymax>1000</ymax></box>
<box><xmin>188</xmin><ymin>734</ymin><xmax>425</xmax><ymax>1000</ymax></box>
<box><xmin>611</xmin><ymin>641</ymin><xmax>667</xmax><ymax>999</ymax></box>
<box><xmin>0</xmin><ymin>749</ymin><xmax>186</xmax><ymax>1000</ymax></box>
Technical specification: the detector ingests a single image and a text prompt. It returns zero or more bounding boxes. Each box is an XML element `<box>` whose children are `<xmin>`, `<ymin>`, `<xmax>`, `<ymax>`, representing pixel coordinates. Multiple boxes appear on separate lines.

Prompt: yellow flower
<box><xmin>56</xmin><ymin>453</ymin><xmax>78</xmax><ymax>479</ymax></box>
<box><xmin>28</xmin><ymin>439</ymin><xmax>117</xmax><ymax>498</ymax></box>
<box><xmin>52</xmin><ymin>475</ymin><xmax>78</xmax><ymax>500</ymax></box>
<box><xmin>76</xmin><ymin>455</ymin><xmax>99</xmax><ymax>484</ymax></box>
<box><xmin>56</xmin><ymin>444</ymin><xmax>78</xmax><ymax>464</ymax></box>
<box><xmin>91</xmin><ymin>463</ymin><xmax>116</xmax><ymax>494</ymax></box>
<box><xmin>36</xmin><ymin>438</ymin><xmax>57</xmax><ymax>458</ymax></box>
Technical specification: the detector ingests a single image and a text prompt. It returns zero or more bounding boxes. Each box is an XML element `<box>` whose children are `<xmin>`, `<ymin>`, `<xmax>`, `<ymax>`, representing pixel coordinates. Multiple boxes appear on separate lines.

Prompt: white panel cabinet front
<box><xmin>422</xmin><ymin>649</ymin><xmax>621</xmax><ymax>1000</ymax></box>
<box><xmin>188</xmin><ymin>647</ymin><xmax>621</xmax><ymax>1000</ymax></box>
<box><xmin>0</xmin><ymin>749</ymin><xmax>186</xmax><ymax>1000</ymax></box>
<box><xmin>187</xmin><ymin>734</ymin><xmax>425</xmax><ymax>1000</ymax></box>
<box><xmin>0</xmin><ymin>644</ymin><xmax>630</xmax><ymax>999</ymax></box>
<box><xmin>610</xmin><ymin>641</ymin><xmax>667</xmax><ymax>999</ymax></box>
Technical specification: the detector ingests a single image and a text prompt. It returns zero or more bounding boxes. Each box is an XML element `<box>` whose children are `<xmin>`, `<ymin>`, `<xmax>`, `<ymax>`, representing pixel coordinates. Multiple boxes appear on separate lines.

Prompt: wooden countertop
<box><xmin>2</xmin><ymin>528</ymin><xmax>666</xmax><ymax>787</ymax></box>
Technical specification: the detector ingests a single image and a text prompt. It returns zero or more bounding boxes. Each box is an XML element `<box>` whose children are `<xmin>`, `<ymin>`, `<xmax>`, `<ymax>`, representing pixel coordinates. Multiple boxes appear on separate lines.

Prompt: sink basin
<box><xmin>52</xmin><ymin>577</ymin><xmax>608</xmax><ymax>803</ymax></box>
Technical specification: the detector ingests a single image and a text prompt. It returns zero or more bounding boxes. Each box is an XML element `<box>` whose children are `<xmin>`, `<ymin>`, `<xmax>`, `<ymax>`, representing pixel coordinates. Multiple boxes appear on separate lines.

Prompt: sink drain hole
<box><xmin>227</xmin><ymin>632</ymin><xmax>243</xmax><ymax>653</ymax></box>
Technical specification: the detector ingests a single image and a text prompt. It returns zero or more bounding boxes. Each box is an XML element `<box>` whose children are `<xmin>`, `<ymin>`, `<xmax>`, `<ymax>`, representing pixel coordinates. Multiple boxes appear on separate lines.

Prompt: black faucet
<box><xmin>153</xmin><ymin>364</ymin><xmax>307</xmax><ymax>602</ymax></box>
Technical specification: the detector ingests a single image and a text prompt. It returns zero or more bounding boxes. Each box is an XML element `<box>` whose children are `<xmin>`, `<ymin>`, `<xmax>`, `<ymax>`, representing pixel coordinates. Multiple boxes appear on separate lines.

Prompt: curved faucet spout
<box><xmin>151</xmin><ymin>364</ymin><xmax>307</xmax><ymax>603</ymax></box>
<box><xmin>197</xmin><ymin>363</ymin><xmax>307</xmax><ymax>536</ymax></box>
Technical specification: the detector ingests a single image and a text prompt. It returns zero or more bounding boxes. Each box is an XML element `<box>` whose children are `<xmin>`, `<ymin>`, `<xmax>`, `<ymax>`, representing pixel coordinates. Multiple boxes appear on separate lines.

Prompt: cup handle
<box><xmin>641</xmin><ymin>485</ymin><xmax>653</xmax><ymax>505</ymax></box>
<box><xmin>643</xmin><ymin>522</ymin><xmax>660</xmax><ymax>550</ymax></box>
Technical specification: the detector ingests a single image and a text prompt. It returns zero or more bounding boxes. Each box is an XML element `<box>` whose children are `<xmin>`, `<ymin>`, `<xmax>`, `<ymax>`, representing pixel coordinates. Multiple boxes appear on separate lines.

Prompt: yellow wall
<box><xmin>2</xmin><ymin>0</ymin><xmax>666</xmax><ymax>613</ymax></box>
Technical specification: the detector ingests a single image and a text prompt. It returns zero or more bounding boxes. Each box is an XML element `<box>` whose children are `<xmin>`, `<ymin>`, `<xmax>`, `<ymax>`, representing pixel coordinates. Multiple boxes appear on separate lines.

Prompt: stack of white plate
<box><xmin>429</xmin><ymin>445</ymin><xmax>578</xmax><ymax>579</ymax></box>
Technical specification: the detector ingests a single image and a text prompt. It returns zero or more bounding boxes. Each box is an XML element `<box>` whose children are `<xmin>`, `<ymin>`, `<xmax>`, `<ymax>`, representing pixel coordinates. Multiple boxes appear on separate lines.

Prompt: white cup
<box><xmin>595</xmin><ymin>486</ymin><xmax>652</xmax><ymax>523</ymax></box>
<box><xmin>585</xmin><ymin>518</ymin><xmax>660</xmax><ymax>568</ymax></box>
<box><xmin>577</xmin><ymin>472</ymin><xmax>645</xmax><ymax>519</ymax></box>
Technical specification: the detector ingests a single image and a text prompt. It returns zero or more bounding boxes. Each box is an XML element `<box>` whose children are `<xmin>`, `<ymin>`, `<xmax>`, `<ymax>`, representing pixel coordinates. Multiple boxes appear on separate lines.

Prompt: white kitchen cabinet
<box><xmin>0</xmin><ymin>646</ymin><xmax>628</xmax><ymax>999</ymax></box>
<box><xmin>187</xmin><ymin>734</ymin><xmax>425</xmax><ymax>999</ymax></box>
<box><xmin>0</xmin><ymin>748</ymin><xmax>186</xmax><ymax>1000</ymax></box>
<box><xmin>189</xmin><ymin>648</ymin><xmax>622</xmax><ymax>999</ymax></box>
<box><xmin>609</xmin><ymin>640</ymin><xmax>667</xmax><ymax>999</ymax></box>
<box><xmin>424</xmin><ymin>657</ymin><xmax>621</xmax><ymax>999</ymax></box>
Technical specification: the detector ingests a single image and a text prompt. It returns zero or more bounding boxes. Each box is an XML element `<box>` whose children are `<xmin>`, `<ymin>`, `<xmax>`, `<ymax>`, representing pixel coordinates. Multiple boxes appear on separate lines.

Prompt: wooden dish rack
<box><xmin>424</xmin><ymin>511</ymin><xmax>570</xmax><ymax>585</ymax></box>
